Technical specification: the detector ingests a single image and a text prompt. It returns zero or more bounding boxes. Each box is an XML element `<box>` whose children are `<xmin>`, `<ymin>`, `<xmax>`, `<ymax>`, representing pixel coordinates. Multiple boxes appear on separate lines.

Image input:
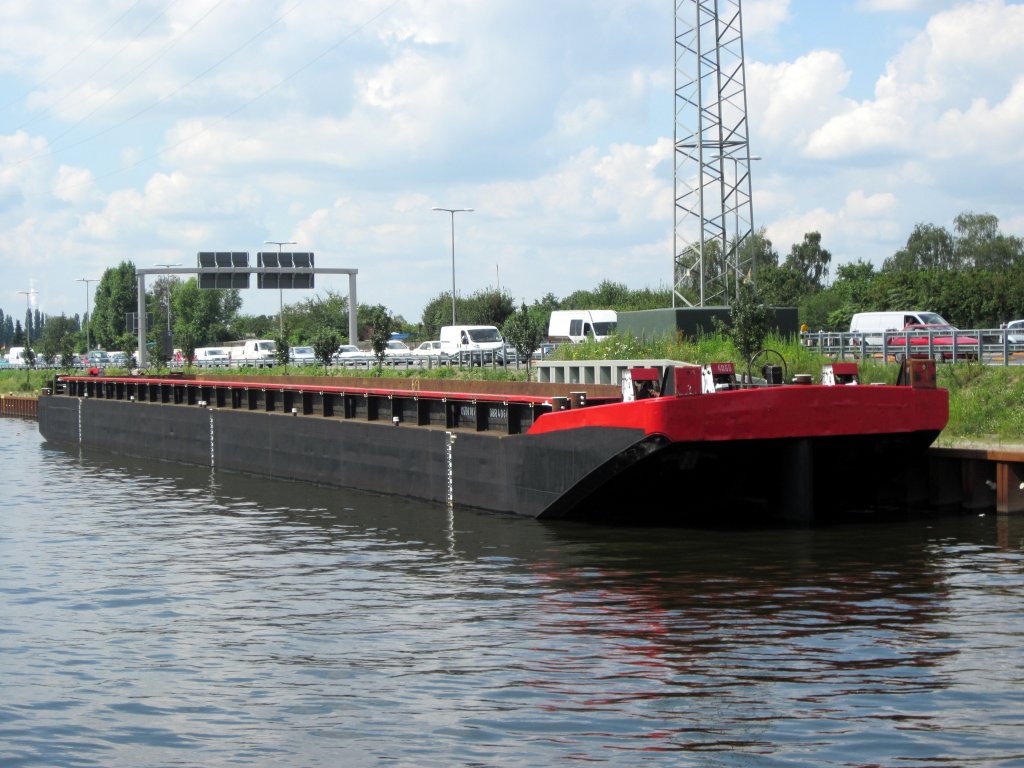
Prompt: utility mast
<box><xmin>673</xmin><ymin>0</ymin><xmax>756</xmax><ymax>307</ymax></box>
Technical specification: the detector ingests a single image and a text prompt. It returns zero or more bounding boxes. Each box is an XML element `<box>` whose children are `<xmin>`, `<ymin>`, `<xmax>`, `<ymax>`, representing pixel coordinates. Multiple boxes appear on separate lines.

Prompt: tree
<box><xmin>91</xmin><ymin>262</ymin><xmax>137</xmax><ymax>349</ymax></box>
<box><xmin>167</xmin><ymin>279</ymin><xmax>241</xmax><ymax>362</ymax></box>
<box><xmin>232</xmin><ymin>314</ymin><xmax>276</xmax><ymax>340</ymax></box>
<box><xmin>784</xmin><ymin>232</ymin><xmax>831</xmax><ymax>290</ymax></box>
<box><xmin>826</xmin><ymin>261</ymin><xmax>877</xmax><ymax>330</ymax></box>
<box><xmin>946</xmin><ymin>211</ymin><xmax>1024</xmax><ymax>271</ymax></box>
<box><xmin>532</xmin><ymin>292</ymin><xmax>561</xmax><ymax>314</ymax></box>
<box><xmin>741</xmin><ymin>227</ymin><xmax>779</xmax><ymax>276</ymax></box>
<box><xmin>675</xmin><ymin>239</ymin><xmax>728</xmax><ymax>306</ymax></box>
<box><xmin>562</xmin><ymin>280</ymin><xmax>633</xmax><ymax>310</ymax></box>
<box><xmin>285</xmin><ymin>291</ymin><xmax>350</xmax><ymax>345</ymax></box>
<box><xmin>755</xmin><ymin>263</ymin><xmax>807</xmax><ymax>307</ymax></box>
<box><xmin>726</xmin><ymin>280</ymin><xmax>773</xmax><ymax>362</ymax></box>
<box><xmin>883</xmin><ymin>223</ymin><xmax>957</xmax><ymax>272</ymax></box>
<box><xmin>273</xmin><ymin>332</ymin><xmax>291</xmax><ymax>369</ymax></box>
<box><xmin>362</xmin><ymin>304</ymin><xmax>395</xmax><ymax>373</ymax></box>
<box><xmin>420</xmin><ymin>288</ymin><xmax>515</xmax><ymax>339</ymax></box>
<box><xmin>311</xmin><ymin>327</ymin><xmax>341</xmax><ymax>372</ymax></box>
<box><xmin>502</xmin><ymin>303</ymin><xmax>545</xmax><ymax>374</ymax></box>
<box><xmin>38</xmin><ymin>315</ymin><xmax>78</xmax><ymax>369</ymax></box>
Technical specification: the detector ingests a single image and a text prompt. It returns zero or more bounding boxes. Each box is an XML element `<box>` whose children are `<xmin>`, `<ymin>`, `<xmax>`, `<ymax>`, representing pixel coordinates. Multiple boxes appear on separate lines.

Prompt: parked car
<box><xmin>383</xmin><ymin>340</ymin><xmax>411</xmax><ymax>358</ymax></box>
<box><xmin>886</xmin><ymin>324</ymin><xmax>979</xmax><ymax>360</ymax></box>
<box><xmin>194</xmin><ymin>347</ymin><xmax>230</xmax><ymax>367</ymax></box>
<box><xmin>333</xmin><ymin>344</ymin><xmax>364</xmax><ymax>362</ymax></box>
<box><xmin>411</xmin><ymin>340</ymin><xmax>447</xmax><ymax>359</ymax></box>
<box><xmin>1006</xmin><ymin>319</ymin><xmax>1024</xmax><ymax>344</ymax></box>
<box><xmin>289</xmin><ymin>346</ymin><xmax>316</xmax><ymax>365</ymax></box>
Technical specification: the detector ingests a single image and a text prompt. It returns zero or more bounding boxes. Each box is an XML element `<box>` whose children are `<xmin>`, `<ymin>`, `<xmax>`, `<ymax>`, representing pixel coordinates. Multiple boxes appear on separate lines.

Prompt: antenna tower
<box><xmin>674</xmin><ymin>0</ymin><xmax>755</xmax><ymax>307</ymax></box>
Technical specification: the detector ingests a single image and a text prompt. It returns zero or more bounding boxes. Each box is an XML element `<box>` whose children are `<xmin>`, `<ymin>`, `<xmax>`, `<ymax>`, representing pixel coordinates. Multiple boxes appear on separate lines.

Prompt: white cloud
<box><xmin>0</xmin><ymin>0</ymin><xmax>1022</xmax><ymax>324</ymax></box>
<box><xmin>804</xmin><ymin>101</ymin><xmax>913</xmax><ymax>159</ymax></box>
<box><xmin>767</xmin><ymin>189</ymin><xmax>901</xmax><ymax>261</ymax></box>
<box><xmin>931</xmin><ymin>76</ymin><xmax>1024</xmax><ymax>159</ymax></box>
<box><xmin>52</xmin><ymin>165</ymin><xmax>96</xmax><ymax>204</ymax></box>
<box><xmin>856</xmin><ymin>0</ymin><xmax>938</xmax><ymax>10</ymax></box>
<box><xmin>748</xmin><ymin>50</ymin><xmax>853</xmax><ymax>147</ymax></box>
<box><xmin>803</xmin><ymin>0</ymin><xmax>1024</xmax><ymax>161</ymax></box>
<box><xmin>743</xmin><ymin>0</ymin><xmax>792</xmax><ymax>38</ymax></box>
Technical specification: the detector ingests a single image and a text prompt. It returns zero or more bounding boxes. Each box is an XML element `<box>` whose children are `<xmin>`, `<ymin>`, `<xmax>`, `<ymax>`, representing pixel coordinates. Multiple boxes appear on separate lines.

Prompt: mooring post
<box><xmin>996</xmin><ymin>460</ymin><xmax>1024</xmax><ymax>514</ymax></box>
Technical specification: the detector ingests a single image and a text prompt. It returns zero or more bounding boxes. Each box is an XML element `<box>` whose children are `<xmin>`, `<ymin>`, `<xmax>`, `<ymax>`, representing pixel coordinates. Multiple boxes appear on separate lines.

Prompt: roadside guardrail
<box><xmin>7</xmin><ymin>330</ymin><xmax>1022</xmax><ymax>371</ymax></box>
<box><xmin>800</xmin><ymin>327</ymin><xmax>1024</xmax><ymax>365</ymax></box>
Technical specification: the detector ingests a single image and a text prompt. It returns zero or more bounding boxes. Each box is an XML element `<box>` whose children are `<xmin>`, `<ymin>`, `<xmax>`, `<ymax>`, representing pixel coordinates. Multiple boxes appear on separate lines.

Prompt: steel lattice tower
<box><xmin>674</xmin><ymin>0</ymin><xmax>755</xmax><ymax>307</ymax></box>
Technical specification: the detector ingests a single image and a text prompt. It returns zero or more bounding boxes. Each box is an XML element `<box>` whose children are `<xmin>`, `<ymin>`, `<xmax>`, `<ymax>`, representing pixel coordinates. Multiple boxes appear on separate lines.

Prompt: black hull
<box><xmin>40</xmin><ymin>396</ymin><xmax>938</xmax><ymax>523</ymax></box>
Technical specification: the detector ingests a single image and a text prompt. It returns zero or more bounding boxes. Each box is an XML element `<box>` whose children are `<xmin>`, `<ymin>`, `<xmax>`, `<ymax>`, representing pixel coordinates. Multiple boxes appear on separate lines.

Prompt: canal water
<box><xmin>2</xmin><ymin>417</ymin><xmax>1024</xmax><ymax>767</ymax></box>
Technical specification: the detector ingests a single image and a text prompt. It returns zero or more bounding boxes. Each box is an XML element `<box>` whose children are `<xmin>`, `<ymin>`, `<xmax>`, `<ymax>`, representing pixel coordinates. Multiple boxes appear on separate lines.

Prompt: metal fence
<box><xmin>800</xmin><ymin>327</ymin><xmax>1024</xmax><ymax>365</ymax></box>
<box><xmin>7</xmin><ymin>329</ymin><xmax>1022</xmax><ymax>372</ymax></box>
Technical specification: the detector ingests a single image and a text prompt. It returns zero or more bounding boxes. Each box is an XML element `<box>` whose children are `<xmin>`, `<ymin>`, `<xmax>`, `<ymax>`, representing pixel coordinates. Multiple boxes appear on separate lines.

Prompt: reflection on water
<box><xmin>2</xmin><ymin>418</ymin><xmax>1024</xmax><ymax>767</ymax></box>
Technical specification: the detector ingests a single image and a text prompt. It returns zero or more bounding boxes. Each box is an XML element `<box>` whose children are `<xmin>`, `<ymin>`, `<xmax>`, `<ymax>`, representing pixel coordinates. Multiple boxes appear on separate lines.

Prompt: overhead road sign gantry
<box><xmin>133</xmin><ymin>254</ymin><xmax>358</xmax><ymax>368</ymax></box>
<box><xmin>256</xmin><ymin>251</ymin><xmax>315</xmax><ymax>290</ymax></box>
<box><xmin>197</xmin><ymin>252</ymin><xmax>252</xmax><ymax>289</ymax></box>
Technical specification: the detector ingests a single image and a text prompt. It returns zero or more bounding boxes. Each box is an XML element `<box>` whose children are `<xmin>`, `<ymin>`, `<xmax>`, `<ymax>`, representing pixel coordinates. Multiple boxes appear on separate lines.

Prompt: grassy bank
<box><xmin>4</xmin><ymin>342</ymin><xmax>1022</xmax><ymax>445</ymax></box>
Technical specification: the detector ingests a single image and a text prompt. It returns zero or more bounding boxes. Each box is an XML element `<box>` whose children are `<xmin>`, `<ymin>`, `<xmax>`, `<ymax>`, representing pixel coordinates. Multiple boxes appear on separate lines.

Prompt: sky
<box><xmin>0</xmin><ymin>0</ymin><xmax>1022</xmax><ymax>328</ymax></box>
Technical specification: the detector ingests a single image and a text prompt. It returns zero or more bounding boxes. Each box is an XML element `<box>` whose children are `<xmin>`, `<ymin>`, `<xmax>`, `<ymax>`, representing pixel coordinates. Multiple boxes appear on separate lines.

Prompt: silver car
<box><xmin>333</xmin><ymin>345</ymin><xmax>365</xmax><ymax>363</ymax></box>
<box><xmin>289</xmin><ymin>346</ymin><xmax>316</xmax><ymax>365</ymax></box>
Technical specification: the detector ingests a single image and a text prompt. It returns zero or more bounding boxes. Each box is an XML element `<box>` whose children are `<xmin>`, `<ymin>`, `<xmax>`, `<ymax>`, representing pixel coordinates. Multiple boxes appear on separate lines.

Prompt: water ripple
<box><xmin>2</xmin><ymin>419</ymin><xmax>1024</xmax><ymax>766</ymax></box>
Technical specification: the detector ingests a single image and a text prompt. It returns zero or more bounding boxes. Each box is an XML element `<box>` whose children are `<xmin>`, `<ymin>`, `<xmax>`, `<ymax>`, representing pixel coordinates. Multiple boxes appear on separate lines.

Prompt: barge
<box><xmin>38</xmin><ymin>360</ymin><xmax>948</xmax><ymax>524</ymax></box>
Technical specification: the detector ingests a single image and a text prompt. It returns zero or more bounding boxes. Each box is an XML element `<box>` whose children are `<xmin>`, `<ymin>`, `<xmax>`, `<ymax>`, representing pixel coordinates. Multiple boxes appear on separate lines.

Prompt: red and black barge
<box><xmin>38</xmin><ymin>361</ymin><xmax>948</xmax><ymax>523</ymax></box>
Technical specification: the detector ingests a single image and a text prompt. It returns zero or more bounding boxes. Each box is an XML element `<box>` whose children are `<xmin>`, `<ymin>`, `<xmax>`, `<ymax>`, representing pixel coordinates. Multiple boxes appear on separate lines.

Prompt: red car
<box><xmin>886</xmin><ymin>324</ymin><xmax>979</xmax><ymax>360</ymax></box>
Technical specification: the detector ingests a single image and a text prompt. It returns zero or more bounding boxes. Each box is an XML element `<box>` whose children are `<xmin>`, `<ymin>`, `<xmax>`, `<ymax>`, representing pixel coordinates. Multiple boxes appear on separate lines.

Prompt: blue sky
<box><xmin>1</xmin><ymin>0</ymin><xmax>1022</xmax><ymax>328</ymax></box>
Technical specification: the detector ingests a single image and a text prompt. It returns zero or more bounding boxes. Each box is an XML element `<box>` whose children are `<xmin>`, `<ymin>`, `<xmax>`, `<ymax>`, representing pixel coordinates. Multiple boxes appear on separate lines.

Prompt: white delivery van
<box><xmin>226</xmin><ymin>339</ymin><xmax>277</xmax><ymax>366</ymax></box>
<box><xmin>5</xmin><ymin>346</ymin><xmax>28</xmax><ymax>365</ymax></box>
<box><xmin>547</xmin><ymin>310</ymin><xmax>617</xmax><ymax>343</ymax></box>
<box><xmin>849</xmin><ymin>311</ymin><xmax>950</xmax><ymax>344</ymax></box>
<box><xmin>439</xmin><ymin>325</ymin><xmax>510</xmax><ymax>364</ymax></box>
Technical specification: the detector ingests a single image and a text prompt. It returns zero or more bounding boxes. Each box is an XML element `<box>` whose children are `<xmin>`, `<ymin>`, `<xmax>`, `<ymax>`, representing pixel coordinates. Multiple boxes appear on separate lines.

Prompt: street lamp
<box><xmin>265</xmin><ymin>240</ymin><xmax>296</xmax><ymax>337</ymax></box>
<box><xmin>432</xmin><ymin>207</ymin><xmax>473</xmax><ymax>325</ymax></box>
<box><xmin>154</xmin><ymin>263</ymin><xmax>182</xmax><ymax>333</ymax></box>
<box><xmin>76</xmin><ymin>278</ymin><xmax>98</xmax><ymax>351</ymax></box>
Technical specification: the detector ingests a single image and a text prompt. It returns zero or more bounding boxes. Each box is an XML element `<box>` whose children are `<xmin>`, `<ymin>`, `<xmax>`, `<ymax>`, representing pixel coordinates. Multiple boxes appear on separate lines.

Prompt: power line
<box><xmin>11</xmin><ymin>0</ymin><xmax>177</xmax><ymax>132</ymax></box>
<box><xmin>0</xmin><ymin>0</ymin><xmax>145</xmax><ymax>115</ymax></box>
<box><xmin>31</xmin><ymin>0</ymin><xmax>227</xmax><ymax>149</ymax></box>
<box><xmin>43</xmin><ymin>0</ymin><xmax>400</xmax><ymax>191</ymax></box>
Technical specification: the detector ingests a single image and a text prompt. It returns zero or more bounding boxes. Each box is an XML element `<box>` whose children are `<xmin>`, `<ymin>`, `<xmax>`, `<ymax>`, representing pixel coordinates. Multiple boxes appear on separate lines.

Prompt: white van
<box><xmin>226</xmin><ymin>339</ymin><xmax>277</xmax><ymax>366</ymax></box>
<box><xmin>439</xmin><ymin>325</ymin><xmax>510</xmax><ymax>364</ymax></box>
<box><xmin>547</xmin><ymin>310</ymin><xmax>617</xmax><ymax>343</ymax></box>
<box><xmin>5</xmin><ymin>346</ymin><xmax>28</xmax><ymax>365</ymax></box>
<box><xmin>849</xmin><ymin>311</ymin><xmax>949</xmax><ymax>344</ymax></box>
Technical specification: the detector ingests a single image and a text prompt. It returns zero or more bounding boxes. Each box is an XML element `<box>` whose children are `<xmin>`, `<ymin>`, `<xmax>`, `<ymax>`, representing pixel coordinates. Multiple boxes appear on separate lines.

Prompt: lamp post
<box><xmin>154</xmin><ymin>263</ymin><xmax>182</xmax><ymax>333</ymax></box>
<box><xmin>432</xmin><ymin>207</ymin><xmax>473</xmax><ymax>325</ymax></box>
<box><xmin>75</xmin><ymin>277</ymin><xmax>98</xmax><ymax>351</ymax></box>
<box><xmin>264</xmin><ymin>240</ymin><xmax>296</xmax><ymax>337</ymax></box>
<box><xmin>714</xmin><ymin>154</ymin><xmax>761</xmax><ymax>300</ymax></box>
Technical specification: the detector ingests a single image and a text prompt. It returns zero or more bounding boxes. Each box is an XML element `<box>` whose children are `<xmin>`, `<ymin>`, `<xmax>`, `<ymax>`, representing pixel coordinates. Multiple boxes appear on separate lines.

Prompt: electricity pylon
<box><xmin>673</xmin><ymin>0</ymin><xmax>756</xmax><ymax>307</ymax></box>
